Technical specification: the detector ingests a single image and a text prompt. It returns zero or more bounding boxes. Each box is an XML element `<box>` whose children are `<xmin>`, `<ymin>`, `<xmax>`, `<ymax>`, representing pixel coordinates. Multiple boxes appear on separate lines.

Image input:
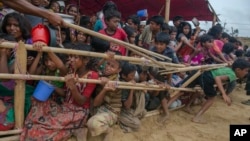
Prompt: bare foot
<box><xmin>183</xmin><ymin>107</ymin><xmax>195</xmax><ymax>115</ymax></box>
<box><xmin>103</xmin><ymin>128</ymin><xmax>113</xmax><ymax>141</ymax></box>
<box><xmin>157</xmin><ymin>113</ymin><xmax>169</xmax><ymax>124</ymax></box>
<box><xmin>192</xmin><ymin>117</ymin><xmax>207</xmax><ymax>124</ymax></box>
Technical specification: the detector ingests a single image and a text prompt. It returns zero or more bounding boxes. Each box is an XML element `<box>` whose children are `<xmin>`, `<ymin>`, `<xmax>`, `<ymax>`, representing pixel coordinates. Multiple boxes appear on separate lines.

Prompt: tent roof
<box><xmin>69</xmin><ymin>0</ymin><xmax>215</xmax><ymax>21</ymax></box>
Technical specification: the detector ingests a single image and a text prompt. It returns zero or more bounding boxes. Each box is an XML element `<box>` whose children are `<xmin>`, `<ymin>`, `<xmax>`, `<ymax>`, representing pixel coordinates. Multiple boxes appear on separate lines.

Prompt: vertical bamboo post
<box><xmin>165</xmin><ymin>0</ymin><xmax>171</xmax><ymax>23</ymax></box>
<box><xmin>212</xmin><ymin>14</ymin><xmax>217</xmax><ymax>27</ymax></box>
<box><xmin>14</xmin><ymin>41</ymin><xmax>27</xmax><ymax>129</ymax></box>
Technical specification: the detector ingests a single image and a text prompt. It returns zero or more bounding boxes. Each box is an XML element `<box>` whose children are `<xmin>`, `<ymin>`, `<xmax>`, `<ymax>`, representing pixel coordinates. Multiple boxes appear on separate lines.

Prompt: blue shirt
<box><xmin>151</xmin><ymin>46</ymin><xmax>179</xmax><ymax>64</ymax></box>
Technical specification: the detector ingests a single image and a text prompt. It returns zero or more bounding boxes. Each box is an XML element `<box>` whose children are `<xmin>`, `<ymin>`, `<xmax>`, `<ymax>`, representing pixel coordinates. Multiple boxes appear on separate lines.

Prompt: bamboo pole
<box><xmin>0</xmin><ymin>73</ymin><xmax>197</xmax><ymax>92</ymax></box>
<box><xmin>14</xmin><ymin>41</ymin><xmax>26</xmax><ymax>129</ymax></box>
<box><xmin>64</xmin><ymin>22</ymin><xmax>171</xmax><ymax>61</ymax></box>
<box><xmin>165</xmin><ymin>0</ymin><xmax>171</xmax><ymax>23</ymax></box>
<box><xmin>161</xmin><ymin>63</ymin><xmax>227</xmax><ymax>75</ymax></box>
<box><xmin>0</xmin><ymin>42</ymin><xmax>185</xmax><ymax>68</ymax></box>
<box><xmin>0</xmin><ymin>129</ymin><xmax>22</xmax><ymax>136</ymax></box>
<box><xmin>170</xmin><ymin>70</ymin><xmax>202</xmax><ymax>97</ymax></box>
<box><xmin>0</xmin><ymin>135</ymin><xmax>20</xmax><ymax>141</ymax></box>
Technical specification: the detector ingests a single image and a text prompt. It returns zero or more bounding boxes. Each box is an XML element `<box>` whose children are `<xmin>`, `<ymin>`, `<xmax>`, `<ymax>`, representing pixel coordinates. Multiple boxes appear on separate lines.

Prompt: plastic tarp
<box><xmin>68</xmin><ymin>0</ymin><xmax>214</xmax><ymax>21</ymax></box>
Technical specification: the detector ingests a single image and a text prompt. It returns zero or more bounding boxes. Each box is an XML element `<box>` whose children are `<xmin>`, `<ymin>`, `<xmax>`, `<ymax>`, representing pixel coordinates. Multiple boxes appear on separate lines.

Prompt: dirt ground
<box><xmin>86</xmin><ymin>85</ymin><xmax>250</xmax><ymax>141</ymax></box>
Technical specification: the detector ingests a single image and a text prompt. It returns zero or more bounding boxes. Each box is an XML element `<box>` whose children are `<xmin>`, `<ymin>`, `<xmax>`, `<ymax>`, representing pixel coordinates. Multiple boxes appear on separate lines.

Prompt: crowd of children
<box><xmin>0</xmin><ymin>0</ymin><xmax>250</xmax><ymax>141</ymax></box>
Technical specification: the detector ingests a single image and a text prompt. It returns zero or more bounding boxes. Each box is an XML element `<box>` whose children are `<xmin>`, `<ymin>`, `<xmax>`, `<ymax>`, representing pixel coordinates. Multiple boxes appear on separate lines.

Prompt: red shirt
<box><xmin>99</xmin><ymin>28</ymin><xmax>127</xmax><ymax>56</ymax></box>
<box><xmin>65</xmin><ymin>71</ymin><xmax>99</xmax><ymax>109</ymax></box>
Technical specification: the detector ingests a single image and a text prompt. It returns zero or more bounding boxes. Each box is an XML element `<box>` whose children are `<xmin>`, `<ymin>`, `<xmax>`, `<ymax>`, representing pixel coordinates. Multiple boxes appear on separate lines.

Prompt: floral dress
<box><xmin>20</xmin><ymin>71</ymin><xmax>98</xmax><ymax>141</ymax></box>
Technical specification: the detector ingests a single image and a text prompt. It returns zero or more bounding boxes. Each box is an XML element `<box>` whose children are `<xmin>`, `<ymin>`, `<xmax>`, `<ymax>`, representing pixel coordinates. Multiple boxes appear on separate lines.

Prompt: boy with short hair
<box><xmin>99</xmin><ymin>9</ymin><xmax>128</xmax><ymax>56</ymax></box>
<box><xmin>151</xmin><ymin>32</ymin><xmax>179</xmax><ymax>63</ymax></box>
<box><xmin>138</xmin><ymin>15</ymin><xmax>164</xmax><ymax>49</ymax></box>
<box><xmin>171</xmin><ymin>59</ymin><xmax>250</xmax><ymax>124</ymax></box>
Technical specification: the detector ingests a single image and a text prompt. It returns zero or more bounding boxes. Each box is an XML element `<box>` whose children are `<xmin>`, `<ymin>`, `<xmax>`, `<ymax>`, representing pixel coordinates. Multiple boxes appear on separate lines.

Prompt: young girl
<box><xmin>188</xmin><ymin>34</ymin><xmax>214</xmax><ymax>65</ymax></box>
<box><xmin>87</xmin><ymin>57</ymin><xmax>122</xmax><ymax>141</ymax></box>
<box><xmin>21</xmin><ymin>43</ymin><xmax>98</xmax><ymax>141</ymax></box>
<box><xmin>49</xmin><ymin>0</ymin><xmax>60</xmax><ymax>13</ymax></box>
<box><xmin>0</xmin><ymin>34</ymin><xmax>34</xmax><ymax>131</ymax></box>
<box><xmin>175</xmin><ymin>22</ymin><xmax>199</xmax><ymax>63</ymax></box>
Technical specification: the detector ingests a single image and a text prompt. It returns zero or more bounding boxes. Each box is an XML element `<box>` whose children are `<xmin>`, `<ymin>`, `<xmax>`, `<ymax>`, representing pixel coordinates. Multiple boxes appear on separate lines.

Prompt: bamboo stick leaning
<box><xmin>161</xmin><ymin>63</ymin><xmax>228</xmax><ymax>75</ymax></box>
<box><xmin>0</xmin><ymin>73</ymin><xmax>197</xmax><ymax>92</ymax></box>
<box><xmin>0</xmin><ymin>129</ymin><xmax>22</xmax><ymax>136</ymax></box>
<box><xmin>0</xmin><ymin>42</ymin><xmax>185</xmax><ymax>68</ymax></box>
<box><xmin>65</xmin><ymin>22</ymin><xmax>171</xmax><ymax>61</ymax></box>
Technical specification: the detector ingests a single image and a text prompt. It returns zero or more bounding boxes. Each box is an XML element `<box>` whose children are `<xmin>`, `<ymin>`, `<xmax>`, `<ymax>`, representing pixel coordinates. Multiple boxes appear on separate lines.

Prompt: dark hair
<box><xmin>199</xmin><ymin>34</ymin><xmax>213</xmax><ymax>44</ymax></box>
<box><xmin>127</xmin><ymin>15</ymin><xmax>140</xmax><ymax>26</ymax></box>
<box><xmin>207</xmin><ymin>25</ymin><xmax>223</xmax><ymax>39</ymax></box>
<box><xmin>0</xmin><ymin>33</ymin><xmax>16</xmax><ymax>41</ymax></box>
<box><xmin>66</xmin><ymin>4</ymin><xmax>78</xmax><ymax>13</ymax></box>
<box><xmin>104</xmin><ymin>9</ymin><xmax>121</xmax><ymax>21</ymax></box>
<box><xmin>123</xmin><ymin>26</ymin><xmax>135</xmax><ymax>38</ymax></box>
<box><xmin>60</xmin><ymin>28</ymin><xmax>71</xmax><ymax>44</ymax></box>
<box><xmin>169</xmin><ymin>26</ymin><xmax>177</xmax><ymax>34</ymax></box>
<box><xmin>1</xmin><ymin>12</ymin><xmax>32</xmax><ymax>40</ymax></box>
<box><xmin>155</xmin><ymin>32</ymin><xmax>170</xmax><ymax>45</ymax></box>
<box><xmin>173</xmin><ymin>15</ymin><xmax>184</xmax><ymax>22</ymax></box>
<box><xmin>150</xmin><ymin>15</ymin><xmax>164</xmax><ymax>27</ymax></box>
<box><xmin>235</xmin><ymin>50</ymin><xmax>244</xmax><ymax>58</ymax></box>
<box><xmin>120</xmin><ymin>61</ymin><xmax>137</xmax><ymax>77</ymax></box>
<box><xmin>103</xmin><ymin>1</ymin><xmax>118</xmax><ymax>14</ymax></box>
<box><xmin>177</xmin><ymin>21</ymin><xmax>192</xmax><ymax>39</ymax></box>
<box><xmin>48</xmin><ymin>0</ymin><xmax>61</xmax><ymax>12</ymax></box>
<box><xmin>80</xmin><ymin>16</ymin><xmax>91</xmax><ymax>28</ymax></box>
<box><xmin>232</xmin><ymin>58</ymin><xmax>250</xmax><ymax>71</ymax></box>
<box><xmin>162</xmin><ymin>23</ymin><xmax>170</xmax><ymax>32</ymax></box>
<box><xmin>91</xmin><ymin>37</ymin><xmax>110</xmax><ymax>53</ymax></box>
<box><xmin>221</xmin><ymin>32</ymin><xmax>230</xmax><ymax>39</ymax></box>
<box><xmin>228</xmin><ymin>37</ymin><xmax>238</xmax><ymax>43</ymax></box>
<box><xmin>222</xmin><ymin>43</ymin><xmax>235</xmax><ymax>54</ymax></box>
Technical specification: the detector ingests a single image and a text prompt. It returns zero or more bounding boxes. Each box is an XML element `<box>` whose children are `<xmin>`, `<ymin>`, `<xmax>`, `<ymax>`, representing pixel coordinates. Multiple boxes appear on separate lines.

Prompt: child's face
<box><xmin>68</xmin><ymin>6</ymin><xmax>78</xmax><ymax>16</ymax></box>
<box><xmin>149</xmin><ymin>21</ymin><xmax>160</xmax><ymax>32</ymax></box>
<box><xmin>203</xmin><ymin>40</ymin><xmax>213</xmax><ymax>49</ymax></box>
<box><xmin>45</xmin><ymin>57</ymin><xmax>57</xmax><ymax>71</ymax></box>
<box><xmin>170</xmin><ymin>32</ymin><xmax>177</xmax><ymax>40</ymax></box>
<box><xmin>139</xmin><ymin>25</ymin><xmax>145</xmax><ymax>33</ymax></box>
<box><xmin>69</xmin><ymin>55</ymin><xmax>87</xmax><ymax>70</ymax></box>
<box><xmin>129</xmin><ymin>32</ymin><xmax>137</xmax><ymax>44</ymax></box>
<box><xmin>139</xmin><ymin>71</ymin><xmax>148</xmax><ymax>82</ymax></box>
<box><xmin>105</xmin><ymin>17</ymin><xmax>120</xmax><ymax>31</ymax></box>
<box><xmin>221</xmin><ymin>37</ymin><xmax>229</xmax><ymax>44</ymax></box>
<box><xmin>6</xmin><ymin>17</ymin><xmax>22</xmax><ymax>41</ymax></box>
<box><xmin>104</xmin><ymin>60</ymin><xmax>121</xmax><ymax>76</ymax></box>
<box><xmin>77</xmin><ymin>32</ymin><xmax>87</xmax><ymax>42</ymax></box>
<box><xmin>51</xmin><ymin>2</ymin><xmax>60</xmax><ymax>13</ymax></box>
<box><xmin>122</xmin><ymin>71</ymin><xmax>136</xmax><ymax>82</ymax></box>
<box><xmin>155</xmin><ymin>42</ymin><xmax>167</xmax><ymax>53</ymax></box>
<box><xmin>235</xmin><ymin>68</ymin><xmax>249</xmax><ymax>79</ymax></box>
<box><xmin>61</xmin><ymin>31</ymin><xmax>66</xmax><ymax>42</ymax></box>
<box><xmin>183</xmin><ymin>25</ymin><xmax>190</xmax><ymax>35</ymax></box>
<box><xmin>127</xmin><ymin>19</ymin><xmax>137</xmax><ymax>30</ymax></box>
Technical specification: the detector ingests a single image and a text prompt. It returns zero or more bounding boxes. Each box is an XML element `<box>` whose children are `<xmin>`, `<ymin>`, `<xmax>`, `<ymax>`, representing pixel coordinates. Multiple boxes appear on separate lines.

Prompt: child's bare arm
<box><xmin>214</xmin><ymin>76</ymin><xmax>231</xmax><ymax>106</ymax></box>
<box><xmin>93</xmin><ymin>78</ymin><xmax>116</xmax><ymax>107</ymax></box>
<box><xmin>65</xmin><ymin>74</ymin><xmax>87</xmax><ymax>105</ymax></box>
<box><xmin>28</xmin><ymin>52</ymin><xmax>42</xmax><ymax>74</ymax></box>
<box><xmin>54</xmin><ymin>87</ymin><xmax>66</xmax><ymax>97</ymax></box>
<box><xmin>123</xmin><ymin>89</ymin><xmax>134</xmax><ymax>109</ymax></box>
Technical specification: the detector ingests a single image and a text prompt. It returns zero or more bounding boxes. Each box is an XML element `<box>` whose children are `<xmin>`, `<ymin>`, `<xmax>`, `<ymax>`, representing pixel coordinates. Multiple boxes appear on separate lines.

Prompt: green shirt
<box><xmin>211</xmin><ymin>67</ymin><xmax>236</xmax><ymax>82</ymax></box>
